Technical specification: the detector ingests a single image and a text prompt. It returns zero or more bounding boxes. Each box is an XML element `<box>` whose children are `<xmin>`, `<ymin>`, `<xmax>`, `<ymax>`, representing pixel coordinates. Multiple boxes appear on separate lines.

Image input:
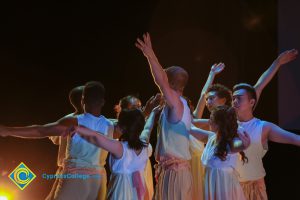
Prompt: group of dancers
<box><xmin>0</xmin><ymin>33</ymin><xmax>300</xmax><ymax>200</ymax></box>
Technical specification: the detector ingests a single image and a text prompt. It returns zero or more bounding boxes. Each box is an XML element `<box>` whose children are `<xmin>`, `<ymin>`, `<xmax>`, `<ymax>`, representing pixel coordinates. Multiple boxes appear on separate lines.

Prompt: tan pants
<box><xmin>53</xmin><ymin>175</ymin><xmax>102</xmax><ymax>200</ymax></box>
<box><xmin>45</xmin><ymin>167</ymin><xmax>63</xmax><ymax>200</ymax></box>
<box><xmin>97</xmin><ymin>171</ymin><xmax>107</xmax><ymax>200</ymax></box>
<box><xmin>144</xmin><ymin>159</ymin><xmax>154</xmax><ymax>200</ymax></box>
<box><xmin>240</xmin><ymin>178</ymin><xmax>268</xmax><ymax>200</ymax></box>
<box><xmin>154</xmin><ymin>159</ymin><xmax>192</xmax><ymax>200</ymax></box>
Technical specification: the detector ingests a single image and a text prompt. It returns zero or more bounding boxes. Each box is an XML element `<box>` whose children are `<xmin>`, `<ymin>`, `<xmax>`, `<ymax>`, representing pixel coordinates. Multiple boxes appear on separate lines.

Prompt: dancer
<box><xmin>46</xmin><ymin>85</ymin><xmax>84</xmax><ymax>200</ymax></box>
<box><xmin>191</xmin><ymin>105</ymin><xmax>249</xmax><ymax>200</ymax></box>
<box><xmin>136</xmin><ymin>33</ymin><xmax>192</xmax><ymax>200</ymax></box>
<box><xmin>193</xmin><ymin>63</ymin><xmax>229</xmax><ymax>130</ymax></box>
<box><xmin>190</xmin><ymin>63</ymin><xmax>227</xmax><ymax>200</ymax></box>
<box><xmin>69</xmin><ymin>106</ymin><xmax>160</xmax><ymax>200</ymax></box>
<box><xmin>233</xmin><ymin>83</ymin><xmax>300</xmax><ymax>200</ymax></box>
<box><xmin>0</xmin><ymin>81</ymin><xmax>113</xmax><ymax>200</ymax></box>
<box><xmin>112</xmin><ymin>94</ymin><xmax>162</xmax><ymax>200</ymax></box>
<box><xmin>193</xmin><ymin>49</ymin><xmax>298</xmax><ymax>124</ymax></box>
<box><xmin>191</xmin><ymin>49</ymin><xmax>298</xmax><ymax>200</ymax></box>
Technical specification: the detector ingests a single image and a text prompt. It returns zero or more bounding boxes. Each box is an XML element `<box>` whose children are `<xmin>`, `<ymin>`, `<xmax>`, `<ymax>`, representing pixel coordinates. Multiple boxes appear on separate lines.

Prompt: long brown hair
<box><xmin>118</xmin><ymin>109</ymin><xmax>147</xmax><ymax>151</ymax></box>
<box><xmin>210</xmin><ymin>105</ymin><xmax>248</xmax><ymax>163</ymax></box>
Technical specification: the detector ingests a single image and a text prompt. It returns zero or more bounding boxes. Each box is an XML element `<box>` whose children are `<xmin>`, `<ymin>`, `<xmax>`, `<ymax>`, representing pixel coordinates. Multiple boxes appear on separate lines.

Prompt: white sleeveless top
<box><xmin>236</xmin><ymin>118</ymin><xmax>268</xmax><ymax>182</ymax></box>
<box><xmin>201</xmin><ymin>134</ymin><xmax>238</xmax><ymax>168</ymax></box>
<box><xmin>155</xmin><ymin>96</ymin><xmax>192</xmax><ymax>161</ymax></box>
<box><xmin>109</xmin><ymin>142</ymin><xmax>152</xmax><ymax>174</ymax></box>
<box><xmin>64</xmin><ymin>113</ymin><xmax>114</xmax><ymax>169</ymax></box>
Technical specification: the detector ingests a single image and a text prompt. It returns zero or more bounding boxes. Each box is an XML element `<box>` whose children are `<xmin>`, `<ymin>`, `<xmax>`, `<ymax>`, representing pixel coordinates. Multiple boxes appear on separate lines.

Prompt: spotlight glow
<box><xmin>0</xmin><ymin>189</ymin><xmax>13</xmax><ymax>200</ymax></box>
<box><xmin>0</xmin><ymin>196</ymin><xmax>9</xmax><ymax>200</ymax></box>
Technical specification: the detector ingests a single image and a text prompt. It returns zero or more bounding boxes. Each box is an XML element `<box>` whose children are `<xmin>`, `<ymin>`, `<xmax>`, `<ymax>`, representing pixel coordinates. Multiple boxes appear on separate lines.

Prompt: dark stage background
<box><xmin>0</xmin><ymin>0</ymin><xmax>299</xmax><ymax>199</ymax></box>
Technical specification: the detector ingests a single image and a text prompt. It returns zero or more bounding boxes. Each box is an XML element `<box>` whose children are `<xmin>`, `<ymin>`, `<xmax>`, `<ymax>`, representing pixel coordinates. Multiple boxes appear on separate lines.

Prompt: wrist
<box><xmin>209</xmin><ymin>71</ymin><xmax>216</xmax><ymax>76</ymax></box>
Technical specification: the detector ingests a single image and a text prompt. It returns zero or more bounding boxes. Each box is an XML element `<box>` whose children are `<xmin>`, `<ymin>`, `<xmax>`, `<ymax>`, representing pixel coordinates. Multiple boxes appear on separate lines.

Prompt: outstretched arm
<box><xmin>140</xmin><ymin>105</ymin><xmax>162</xmax><ymax>143</ymax></box>
<box><xmin>73</xmin><ymin>126</ymin><xmax>123</xmax><ymax>158</ymax></box>
<box><xmin>0</xmin><ymin>117</ymin><xmax>75</xmax><ymax>138</ymax></box>
<box><xmin>193</xmin><ymin>63</ymin><xmax>225</xmax><ymax>118</ymax></box>
<box><xmin>264</xmin><ymin>122</ymin><xmax>300</xmax><ymax>147</ymax></box>
<box><xmin>136</xmin><ymin>33</ymin><xmax>182</xmax><ymax>122</ymax></box>
<box><xmin>254</xmin><ymin>49</ymin><xmax>298</xmax><ymax>106</ymax></box>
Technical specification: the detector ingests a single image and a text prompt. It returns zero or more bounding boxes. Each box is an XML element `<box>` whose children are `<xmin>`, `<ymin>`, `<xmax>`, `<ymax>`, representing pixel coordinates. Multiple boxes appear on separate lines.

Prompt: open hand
<box><xmin>135</xmin><ymin>33</ymin><xmax>155</xmax><ymax>58</ymax></box>
<box><xmin>277</xmin><ymin>49</ymin><xmax>298</xmax><ymax>65</ymax></box>
<box><xmin>211</xmin><ymin>62</ymin><xmax>225</xmax><ymax>74</ymax></box>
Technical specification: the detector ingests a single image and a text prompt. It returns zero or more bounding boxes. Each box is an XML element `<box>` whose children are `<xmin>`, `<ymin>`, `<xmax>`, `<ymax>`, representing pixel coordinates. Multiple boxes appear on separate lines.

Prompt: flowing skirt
<box><xmin>204</xmin><ymin>166</ymin><xmax>246</xmax><ymax>200</ymax></box>
<box><xmin>107</xmin><ymin>173</ymin><xmax>146</xmax><ymax>200</ymax></box>
<box><xmin>190</xmin><ymin>135</ymin><xmax>205</xmax><ymax>200</ymax></box>
<box><xmin>240</xmin><ymin>178</ymin><xmax>268</xmax><ymax>200</ymax></box>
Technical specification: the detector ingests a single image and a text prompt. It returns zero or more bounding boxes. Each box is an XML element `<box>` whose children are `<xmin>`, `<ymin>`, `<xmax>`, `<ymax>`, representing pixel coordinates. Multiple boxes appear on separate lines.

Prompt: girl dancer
<box><xmin>69</xmin><ymin>107</ymin><xmax>160</xmax><ymax>200</ymax></box>
<box><xmin>191</xmin><ymin>105</ymin><xmax>249</xmax><ymax>200</ymax></box>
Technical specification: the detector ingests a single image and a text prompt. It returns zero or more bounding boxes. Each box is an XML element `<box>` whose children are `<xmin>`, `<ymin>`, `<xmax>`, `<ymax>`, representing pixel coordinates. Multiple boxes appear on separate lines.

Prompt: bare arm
<box><xmin>140</xmin><ymin>105</ymin><xmax>162</xmax><ymax>143</ymax></box>
<box><xmin>142</xmin><ymin>93</ymin><xmax>162</xmax><ymax>118</ymax></box>
<box><xmin>0</xmin><ymin>117</ymin><xmax>76</xmax><ymax>138</ymax></box>
<box><xmin>190</xmin><ymin>125</ymin><xmax>213</xmax><ymax>143</ymax></box>
<box><xmin>254</xmin><ymin>49</ymin><xmax>298</xmax><ymax>106</ymax></box>
<box><xmin>192</xmin><ymin>118</ymin><xmax>210</xmax><ymax>130</ymax></box>
<box><xmin>264</xmin><ymin>122</ymin><xmax>300</xmax><ymax>146</ymax></box>
<box><xmin>74</xmin><ymin>126</ymin><xmax>123</xmax><ymax>158</ymax></box>
<box><xmin>136</xmin><ymin>33</ymin><xmax>182</xmax><ymax>122</ymax></box>
<box><xmin>193</xmin><ymin>63</ymin><xmax>225</xmax><ymax>118</ymax></box>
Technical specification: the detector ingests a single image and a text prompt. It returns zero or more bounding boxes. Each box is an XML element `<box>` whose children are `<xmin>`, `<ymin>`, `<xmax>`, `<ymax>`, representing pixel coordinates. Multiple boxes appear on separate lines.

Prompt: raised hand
<box><xmin>277</xmin><ymin>49</ymin><xmax>298</xmax><ymax>65</ymax></box>
<box><xmin>143</xmin><ymin>93</ymin><xmax>163</xmax><ymax>117</ymax></box>
<box><xmin>211</xmin><ymin>62</ymin><xmax>225</xmax><ymax>75</ymax></box>
<box><xmin>152</xmin><ymin>105</ymin><xmax>163</xmax><ymax>115</ymax></box>
<box><xmin>135</xmin><ymin>33</ymin><xmax>155</xmax><ymax>58</ymax></box>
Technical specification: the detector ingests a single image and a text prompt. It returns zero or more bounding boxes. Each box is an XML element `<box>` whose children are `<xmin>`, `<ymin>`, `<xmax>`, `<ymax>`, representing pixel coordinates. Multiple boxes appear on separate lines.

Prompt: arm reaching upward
<box><xmin>140</xmin><ymin>105</ymin><xmax>162</xmax><ymax>143</ymax></box>
<box><xmin>136</xmin><ymin>33</ymin><xmax>183</xmax><ymax>123</ymax></box>
<box><xmin>254</xmin><ymin>49</ymin><xmax>298</xmax><ymax>106</ymax></box>
<box><xmin>142</xmin><ymin>93</ymin><xmax>162</xmax><ymax>118</ymax></box>
<box><xmin>193</xmin><ymin>63</ymin><xmax>225</xmax><ymax>118</ymax></box>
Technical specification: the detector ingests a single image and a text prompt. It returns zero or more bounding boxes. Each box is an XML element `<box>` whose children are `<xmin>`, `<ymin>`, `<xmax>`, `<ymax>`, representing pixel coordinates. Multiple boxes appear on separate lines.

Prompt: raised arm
<box><xmin>136</xmin><ymin>33</ymin><xmax>182</xmax><ymax>117</ymax></box>
<box><xmin>193</xmin><ymin>63</ymin><xmax>225</xmax><ymax>118</ymax></box>
<box><xmin>254</xmin><ymin>49</ymin><xmax>298</xmax><ymax>105</ymax></box>
<box><xmin>140</xmin><ymin>105</ymin><xmax>162</xmax><ymax>143</ymax></box>
<box><xmin>263</xmin><ymin>122</ymin><xmax>300</xmax><ymax>147</ymax></box>
<box><xmin>142</xmin><ymin>93</ymin><xmax>162</xmax><ymax>118</ymax></box>
<box><xmin>73</xmin><ymin>125</ymin><xmax>123</xmax><ymax>158</ymax></box>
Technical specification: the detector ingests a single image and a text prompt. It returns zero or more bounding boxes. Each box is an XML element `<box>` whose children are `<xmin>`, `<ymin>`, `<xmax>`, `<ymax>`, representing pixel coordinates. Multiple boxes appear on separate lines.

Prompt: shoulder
<box><xmin>57</xmin><ymin>115</ymin><xmax>78</xmax><ymax>126</ymax></box>
<box><xmin>261</xmin><ymin>121</ymin><xmax>277</xmax><ymax>137</ymax></box>
<box><xmin>262</xmin><ymin>121</ymin><xmax>274</xmax><ymax>130</ymax></box>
